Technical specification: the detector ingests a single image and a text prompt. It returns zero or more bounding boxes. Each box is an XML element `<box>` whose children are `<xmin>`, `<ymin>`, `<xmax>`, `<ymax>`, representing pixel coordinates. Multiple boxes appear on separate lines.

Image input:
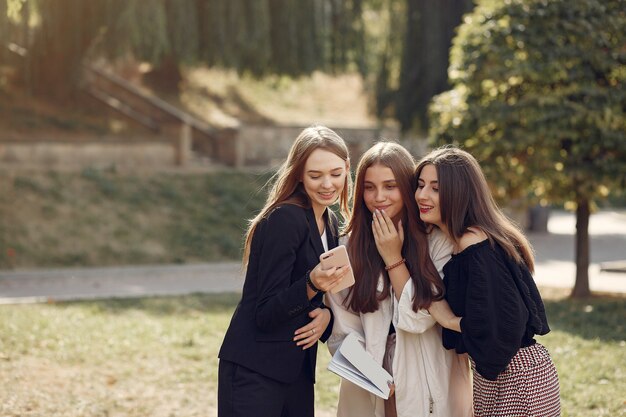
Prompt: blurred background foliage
<box><xmin>429</xmin><ymin>0</ymin><xmax>625</xmax><ymax>296</ymax></box>
<box><xmin>0</xmin><ymin>0</ymin><xmax>472</xmax><ymax>133</ymax></box>
<box><xmin>431</xmin><ymin>0</ymin><xmax>625</xmax><ymax>207</ymax></box>
<box><xmin>1</xmin><ymin>0</ymin><xmax>624</xmax><ymax>296</ymax></box>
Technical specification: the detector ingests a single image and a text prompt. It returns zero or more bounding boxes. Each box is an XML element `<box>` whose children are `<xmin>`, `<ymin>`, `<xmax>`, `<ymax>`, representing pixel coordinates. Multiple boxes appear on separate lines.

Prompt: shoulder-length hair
<box><xmin>242</xmin><ymin>125</ymin><xmax>351</xmax><ymax>265</ymax></box>
<box><xmin>345</xmin><ymin>142</ymin><xmax>444</xmax><ymax>314</ymax></box>
<box><xmin>415</xmin><ymin>146</ymin><xmax>535</xmax><ymax>272</ymax></box>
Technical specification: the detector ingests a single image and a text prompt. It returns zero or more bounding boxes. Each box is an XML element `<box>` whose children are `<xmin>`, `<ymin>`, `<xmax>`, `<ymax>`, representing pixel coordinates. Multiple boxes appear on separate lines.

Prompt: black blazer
<box><xmin>219</xmin><ymin>204</ymin><xmax>338</xmax><ymax>383</ymax></box>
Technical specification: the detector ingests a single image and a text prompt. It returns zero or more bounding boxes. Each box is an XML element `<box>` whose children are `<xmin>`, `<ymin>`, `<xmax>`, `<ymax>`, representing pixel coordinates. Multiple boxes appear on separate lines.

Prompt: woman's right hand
<box><xmin>372</xmin><ymin>209</ymin><xmax>404</xmax><ymax>266</ymax></box>
<box><xmin>309</xmin><ymin>262</ymin><xmax>350</xmax><ymax>293</ymax></box>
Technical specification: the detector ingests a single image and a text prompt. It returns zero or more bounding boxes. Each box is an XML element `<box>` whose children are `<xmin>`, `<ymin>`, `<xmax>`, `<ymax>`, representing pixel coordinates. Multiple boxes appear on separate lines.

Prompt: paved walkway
<box><xmin>1</xmin><ymin>210</ymin><xmax>625</xmax><ymax>304</ymax></box>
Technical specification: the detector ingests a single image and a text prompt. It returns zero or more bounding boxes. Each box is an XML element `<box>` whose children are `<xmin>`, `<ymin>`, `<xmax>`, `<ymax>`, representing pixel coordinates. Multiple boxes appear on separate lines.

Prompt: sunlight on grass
<box><xmin>0</xmin><ymin>291</ymin><xmax>624</xmax><ymax>416</ymax></box>
<box><xmin>182</xmin><ymin>67</ymin><xmax>377</xmax><ymax>128</ymax></box>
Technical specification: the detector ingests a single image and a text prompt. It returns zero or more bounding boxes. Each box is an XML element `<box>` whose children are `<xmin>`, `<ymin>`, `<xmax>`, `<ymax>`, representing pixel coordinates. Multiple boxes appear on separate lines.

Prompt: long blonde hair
<box><xmin>415</xmin><ymin>146</ymin><xmax>535</xmax><ymax>272</ymax></box>
<box><xmin>242</xmin><ymin>126</ymin><xmax>351</xmax><ymax>265</ymax></box>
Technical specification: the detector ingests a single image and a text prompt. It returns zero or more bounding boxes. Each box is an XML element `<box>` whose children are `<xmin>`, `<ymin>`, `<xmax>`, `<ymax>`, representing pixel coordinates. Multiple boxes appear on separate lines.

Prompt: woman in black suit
<box><xmin>218</xmin><ymin>126</ymin><xmax>352</xmax><ymax>417</ymax></box>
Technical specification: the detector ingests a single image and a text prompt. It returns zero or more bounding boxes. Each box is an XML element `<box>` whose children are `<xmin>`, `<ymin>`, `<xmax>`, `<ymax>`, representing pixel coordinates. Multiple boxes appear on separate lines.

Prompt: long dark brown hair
<box><xmin>345</xmin><ymin>142</ymin><xmax>444</xmax><ymax>314</ymax></box>
<box><xmin>243</xmin><ymin>126</ymin><xmax>351</xmax><ymax>266</ymax></box>
<box><xmin>415</xmin><ymin>146</ymin><xmax>535</xmax><ymax>272</ymax></box>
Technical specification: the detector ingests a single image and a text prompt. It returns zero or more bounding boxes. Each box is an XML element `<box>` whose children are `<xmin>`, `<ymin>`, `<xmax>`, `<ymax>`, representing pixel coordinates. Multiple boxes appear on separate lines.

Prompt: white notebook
<box><xmin>327</xmin><ymin>332</ymin><xmax>393</xmax><ymax>399</ymax></box>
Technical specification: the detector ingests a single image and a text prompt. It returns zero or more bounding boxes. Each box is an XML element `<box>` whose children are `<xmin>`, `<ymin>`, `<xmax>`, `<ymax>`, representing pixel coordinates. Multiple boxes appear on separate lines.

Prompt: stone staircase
<box><xmin>81</xmin><ymin>64</ymin><xmax>239</xmax><ymax>167</ymax></box>
<box><xmin>4</xmin><ymin>42</ymin><xmax>240</xmax><ymax>168</ymax></box>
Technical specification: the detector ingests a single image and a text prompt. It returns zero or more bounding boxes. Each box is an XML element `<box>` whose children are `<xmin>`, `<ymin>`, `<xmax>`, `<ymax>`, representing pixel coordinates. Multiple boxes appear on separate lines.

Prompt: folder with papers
<box><xmin>327</xmin><ymin>332</ymin><xmax>393</xmax><ymax>399</ymax></box>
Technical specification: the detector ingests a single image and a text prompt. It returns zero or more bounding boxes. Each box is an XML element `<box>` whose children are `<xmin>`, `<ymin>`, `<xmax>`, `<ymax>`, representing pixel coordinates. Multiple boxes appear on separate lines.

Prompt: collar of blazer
<box><xmin>305</xmin><ymin>207</ymin><xmax>338</xmax><ymax>256</ymax></box>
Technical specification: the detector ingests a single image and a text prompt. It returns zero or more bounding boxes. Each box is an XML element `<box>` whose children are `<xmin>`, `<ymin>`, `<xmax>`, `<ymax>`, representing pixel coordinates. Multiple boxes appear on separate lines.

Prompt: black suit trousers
<box><xmin>218</xmin><ymin>359</ymin><xmax>314</xmax><ymax>417</ymax></box>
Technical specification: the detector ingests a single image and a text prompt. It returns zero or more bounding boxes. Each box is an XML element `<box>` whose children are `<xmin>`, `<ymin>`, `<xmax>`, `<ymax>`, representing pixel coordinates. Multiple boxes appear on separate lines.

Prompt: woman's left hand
<box><xmin>294</xmin><ymin>308</ymin><xmax>331</xmax><ymax>349</ymax></box>
<box><xmin>372</xmin><ymin>209</ymin><xmax>404</xmax><ymax>266</ymax></box>
<box><xmin>428</xmin><ymin>300</ymin><xmax>462</xmax><ymax>332</ymax></box>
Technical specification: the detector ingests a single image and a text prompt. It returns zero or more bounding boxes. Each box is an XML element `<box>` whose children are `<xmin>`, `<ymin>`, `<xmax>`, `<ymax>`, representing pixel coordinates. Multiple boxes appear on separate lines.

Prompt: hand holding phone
<box><xmin>320</xmin><ymin>245</ymin><xmax>355</xmax><ymax>294</ymax></box>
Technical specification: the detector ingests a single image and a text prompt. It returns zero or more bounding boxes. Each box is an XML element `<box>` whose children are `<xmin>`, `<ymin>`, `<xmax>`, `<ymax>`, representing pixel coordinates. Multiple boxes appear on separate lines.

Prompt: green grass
<box><xmin>542</xmin><ymin>295</ymin><xmax>626</xmax><ymax>416</ymax></box>
<box><xmin>0</xmin><ymin>291</ymin><xmax>624</xmax><ymax>417</ymax></box>
<box><xmin>0</xmin><ymin>169</ymin><xmax>272</xmax><ymax>269</ymax></box>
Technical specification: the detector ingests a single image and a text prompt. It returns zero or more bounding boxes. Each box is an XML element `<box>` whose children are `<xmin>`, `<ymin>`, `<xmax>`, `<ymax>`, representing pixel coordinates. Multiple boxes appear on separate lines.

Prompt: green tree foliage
<box><xmin>1</xmin><ymin>0</ymin><xmax>367</xmax><ymax>97</ymax></box>
<box><xmin>374</xmin><ymin>0</ymin><xmax>407</xmax><ymax>119</ymax></box>
<box><xmin>373</xmin><ymin>0</ymin><xmax>472</xmax><ymax>131</ymax></box>
<box><xmin>105</xmin><ymin>0</ymin><xmax>200</xmax><ymax>90</ymax></box>
<box><xmin>395</xmin><ymin>0</ymin><xmax>473</xmax><ymax>132</ymax></box>
<box><xmin>266</xmin><ymin>0</ymin><xmax>299</xmax><ymax>74</ymax></box>
<box><xmin>111</xmin><ymin>0</ymin><xmax>171</xmax><ymax>64</ymax></box>
<box><xmin>430</xmin><ymin>0</ymin><xmax>626</xmax><ymax>297</ymax></box>
<box><xmin>0</xmin><ymin>0</ymin><xmax>6</xmax><ymax>42</ymax></box>
<box><xmin>0</xmin><ymin>0</ymin><xmax>7</xmax><ymax>65</ymax></box>
<box><xmin>20</xmin><ymin>0</ymin><xmax>114</xmax><ymax>98</ymax></box>
<box><xmin>198</xmin><ymin>0</ymin><xmax>272</xmax><ymax>75</ymax></box>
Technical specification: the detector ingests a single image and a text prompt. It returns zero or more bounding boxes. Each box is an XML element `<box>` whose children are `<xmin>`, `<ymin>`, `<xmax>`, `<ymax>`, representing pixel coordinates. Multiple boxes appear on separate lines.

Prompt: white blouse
<box><xmin>325</xmin><ymin>228</ymin><xmax>473</xmax><ymax>417</ymax></box>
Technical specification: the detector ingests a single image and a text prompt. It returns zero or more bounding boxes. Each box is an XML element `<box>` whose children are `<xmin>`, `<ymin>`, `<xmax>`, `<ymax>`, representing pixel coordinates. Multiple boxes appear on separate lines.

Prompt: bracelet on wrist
<box><xmin>306</xmin><ymin>270</ymin><xmax>325</xmax><ymax>294</ymax></box>
<box><xmin>385</xmin><ymin>258</ymin><xmax>406</xmax><ymax>271</ymax></box>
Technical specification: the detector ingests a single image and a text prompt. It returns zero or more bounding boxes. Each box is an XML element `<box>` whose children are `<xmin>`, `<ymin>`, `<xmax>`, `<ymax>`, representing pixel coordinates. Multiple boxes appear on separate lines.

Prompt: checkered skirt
<box><xmin>471</xmin><ymin>343</ymin><xmax>561</xmax><ymax>417</ymax></box>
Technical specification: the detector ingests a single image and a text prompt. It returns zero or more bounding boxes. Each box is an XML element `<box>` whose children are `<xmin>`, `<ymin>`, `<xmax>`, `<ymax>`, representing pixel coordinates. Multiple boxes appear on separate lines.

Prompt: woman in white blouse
<box><xmin>326</xmin><ymin>142</ymin><xmax>472</xmax><ymax>417</ymax></box>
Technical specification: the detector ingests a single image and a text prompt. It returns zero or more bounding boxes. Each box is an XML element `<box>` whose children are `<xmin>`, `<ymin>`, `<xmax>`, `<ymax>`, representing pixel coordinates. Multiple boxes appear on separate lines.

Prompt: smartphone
<box><xmin>320</xmin><ymin>245</ymin><xmax>355</xmax><ymax>294</ymax></box>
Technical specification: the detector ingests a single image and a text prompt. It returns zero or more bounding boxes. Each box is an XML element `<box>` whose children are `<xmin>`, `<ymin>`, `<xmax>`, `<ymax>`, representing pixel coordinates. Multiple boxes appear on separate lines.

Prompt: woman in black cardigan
<box><xmin>218</xmin><ymin>126</ymin><xmax>352</xmax><ymax>417</ymax></box>
<box><xmin>415</xmin><ymin>147</ymin><xmax>560</xmax><ymax>417</ymax></box>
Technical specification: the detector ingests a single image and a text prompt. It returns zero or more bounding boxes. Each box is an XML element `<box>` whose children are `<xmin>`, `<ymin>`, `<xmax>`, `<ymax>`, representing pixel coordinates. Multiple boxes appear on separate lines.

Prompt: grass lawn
<box><xmin>0</xmin><ymin>288</ymin><xmax>624</xmax><ymax>417</ymax></box>
<box><xmin>0</xmin><ymin>169</ymin><xmax>270</xmax><ymax>269</ymax></box>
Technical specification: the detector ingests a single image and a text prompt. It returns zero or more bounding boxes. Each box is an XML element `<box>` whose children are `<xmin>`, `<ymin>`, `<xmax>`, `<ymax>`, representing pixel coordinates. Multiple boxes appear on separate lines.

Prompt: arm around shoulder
<box><xmin>393</xmin><ymin>281</ymin><xmax>436</xmax><ymax>334</ymax></box>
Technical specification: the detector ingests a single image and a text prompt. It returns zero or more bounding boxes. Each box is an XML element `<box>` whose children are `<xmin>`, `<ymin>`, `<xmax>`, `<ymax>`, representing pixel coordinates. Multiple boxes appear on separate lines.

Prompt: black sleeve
<box><xmin>254</xmin><ymin>206</ymin><xmax>313</xmax><ymax>331</ymax></box>
<box><xmin>513</xmin><ymin>262</ymin><xmax>550</xmax><ymax>337</ymax></box>
<box><xmin>319</xmin><ymin>301</ymin><xmax>334</xmax><ymax>343</ymax></box>
<box><xmin>459</xmin><ymin>249</ymin><xmax>528</xmax><ymax>380</ymax></box>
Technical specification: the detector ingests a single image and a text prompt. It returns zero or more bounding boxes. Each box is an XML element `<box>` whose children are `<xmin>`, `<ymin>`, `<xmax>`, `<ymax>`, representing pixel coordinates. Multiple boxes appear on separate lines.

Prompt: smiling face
<box><xmin>415</xmin><ymin>164</ymin><xmax>443</xmax><ymax>228</ymax></box>
<box><xmin>302</xmin><ymin>148</ymin><xmax>349</xmax><ymax>214</ymax></box>
<box><xmin>363</xmin><ymin>163</ymin><xmax>404</xmax><ymax>222</ymax></box>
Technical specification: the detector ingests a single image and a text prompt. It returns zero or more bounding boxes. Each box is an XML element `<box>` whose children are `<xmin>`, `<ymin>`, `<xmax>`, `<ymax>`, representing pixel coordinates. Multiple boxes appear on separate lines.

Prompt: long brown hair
<box><xmin>345</xmin><ymin>142</ymin><xmax>444</xmax><ymax>314</ymax></box>
<box><xmin>415</xmin><ymin>146</ymin><xmax>535</xmax><ymax>272</ymax></box>
<box><xmin>242</xmin><ymin>126</ymin><xmax>351</xmax><ymax>266</ymax></box>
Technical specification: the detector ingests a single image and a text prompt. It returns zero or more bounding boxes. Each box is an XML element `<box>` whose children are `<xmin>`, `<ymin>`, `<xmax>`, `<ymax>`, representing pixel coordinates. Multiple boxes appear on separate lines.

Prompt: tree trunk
<box><xmin>22</xmin><ymin>0</ymin><xmax>105</xmax><ymax>100</ymax></box>
<box><xmin>570</xmin><ymin>198</ymin><xmax>591</xmax><ymax>298</ymax></box>
<box><xmin>24</xmin><ymin>36</ymin><xmax>83</xmax><ymax>99</ymax></box>
<box><xmin>396</xmin><ymin>0</ymin><xmax>473</xmax><ymax>132</ymax></box>
<box><xmin>143</xmin><ymin>55</ymin><xmax>183</xmax><ymax>94</ymax></box>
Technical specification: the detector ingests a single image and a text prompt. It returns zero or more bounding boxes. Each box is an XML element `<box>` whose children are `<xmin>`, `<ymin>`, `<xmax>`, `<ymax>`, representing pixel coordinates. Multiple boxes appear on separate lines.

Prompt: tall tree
<box><xmin>105</xmin><ymin>0</ymin><xmax>198</xmax><ymax>91</ymax></box>
<box><xmin>9</xmin><ymin>0</ymin><xmax>367</xmax><ymax>98</ymax></box>
<box><xmin>268</xmin><ymin>0</ymin><xmax>300</xmax><ymax>75</ymax></box>
<box><xmin>21</xmin><ymin>0</ymin><xmax>113</xmax><ymax>98</ymax></box>
<box><xmin>0</xmin><ymin>0</ymin><xmax>7</xmax><ymax>42</ymax></box>
<box><xmin>430</xmin><ymin>0</ymin><xmax>626</xmax><ymax>297</ymax></box>
<box><xmin>373</xmin><ymin>0</ymin><xmax>407</xmax><ymax>119</ymax></box>
<box><xmin>0</xmin><ymin>0</ymin><xmax>7</xmax><ymax>65</ymax></box>
<box><xmin>395</xmin><ymin>0</ymin><xmax>472</xmax><ymax>132</ymax></box>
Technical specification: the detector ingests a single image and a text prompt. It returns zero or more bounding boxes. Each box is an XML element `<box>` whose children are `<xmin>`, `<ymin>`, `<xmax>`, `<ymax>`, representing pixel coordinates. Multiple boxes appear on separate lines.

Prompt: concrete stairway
<box><xmin>81</xmin><ymin>64</ymin><xmax>239</xmax><ymax>167</ymax></box>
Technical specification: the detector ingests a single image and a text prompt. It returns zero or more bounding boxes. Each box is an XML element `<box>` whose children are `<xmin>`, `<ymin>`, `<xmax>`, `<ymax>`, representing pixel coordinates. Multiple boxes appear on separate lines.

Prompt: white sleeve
<box><xmin>392</xmin><ymin>281</ymin><xmax>436</xmax><ymax>334</ymax></box>
<box><xmin>392</xmin><ymin>228</ymin><xmax>452</xmax><ymax>334</ymax></box>
<box><xmin>325</xmin><ymin>289</ymin><xmax>364</xmax><ymax>355</ymax></box>
<box><xmin>428</xmin><ymin>227</ymin><xmax>454</xmax><ymax>278</ymax></box>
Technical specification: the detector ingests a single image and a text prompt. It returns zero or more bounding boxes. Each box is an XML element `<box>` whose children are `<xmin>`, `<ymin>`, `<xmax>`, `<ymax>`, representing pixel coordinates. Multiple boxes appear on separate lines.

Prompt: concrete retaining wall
<box><xmin>0</xmin><ymin>124</ymin><xmax>406</xmax><ymax>170</ymax></box>
<box><xmin>237</xmin><ymin>124</ymin><xmax>401</xmax><ymax>167</ymax></box>
<box><xmin>0</xmin><ymin>140</ymin><xmax>176</xmax><ymax>169</ymax></box>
